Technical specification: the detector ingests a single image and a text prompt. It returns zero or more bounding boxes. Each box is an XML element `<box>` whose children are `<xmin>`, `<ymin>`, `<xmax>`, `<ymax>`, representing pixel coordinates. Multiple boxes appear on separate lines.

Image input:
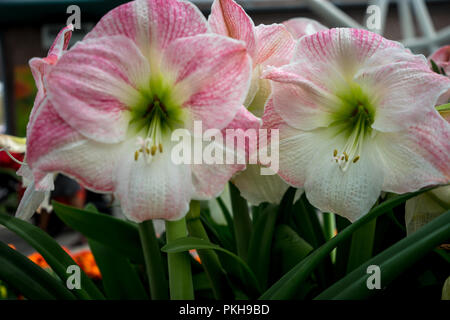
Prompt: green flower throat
<box><xmin>330</xmin><ymin>83</ymin><xmax>376</xmax><ymax>171</ymax></box>
<box><xmin>129</xmin><ymin>76</ymin><xmax>185</xmax><ymax>162</ymax></box>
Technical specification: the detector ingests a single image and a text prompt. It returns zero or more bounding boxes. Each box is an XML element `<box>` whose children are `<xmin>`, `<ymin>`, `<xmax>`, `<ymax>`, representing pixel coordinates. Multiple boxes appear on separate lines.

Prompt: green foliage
<box><xmin>0</xmin><ymin>185</ymin><xmax>447</xmax><ymax>300</ymax></box>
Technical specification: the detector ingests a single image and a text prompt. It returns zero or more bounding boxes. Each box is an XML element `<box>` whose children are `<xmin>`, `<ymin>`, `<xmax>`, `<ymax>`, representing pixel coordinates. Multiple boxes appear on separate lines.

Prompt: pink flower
<box><xmin>263</xmin><ymin>28</ymin><xmax>450</xmax><ymax>221</ymax></box>
<box><xmin>429</xmin><ymin>45</ymin><xmax>450</xmax><ymax>75</ymax></box>
<box><xmin>26</xmin><ymin>0</ymin><xmax>256</xmax><ymax>222</ymax></box>
<box><xmin>282</xmin><ymin>18</ymin><xmax>328</xmax><ymax>39</ymax></box>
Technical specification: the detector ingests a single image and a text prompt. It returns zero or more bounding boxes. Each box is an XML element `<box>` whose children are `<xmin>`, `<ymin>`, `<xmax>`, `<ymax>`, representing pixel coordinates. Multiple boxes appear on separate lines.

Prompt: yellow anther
<box><xmin>353</xmin><ymin>156</ymin><xmax>360</xmax><ymax>163</ymax></box>
<box><xmin>333</xmin><ymin>149</ymin><xmax>338</xmax><ymax>157</ymax></box>
<box><xmin>343</xmin><ymin>152</ymin><xmax>349</xmax><ymax>162</ymax></box>
<box><xmin>159</xmin><ymin>143</ymin><xmax>163</xmax><ymax>153</ymax></box>
<box><xmin>151</xmin><ymin>145</ymin><xmax>157</xmax><ymax>156</ymax></box>
<box><xmin>134</xmin><ymin>150</ymin><xmax>139</xmax><ymax>161</ymax></box>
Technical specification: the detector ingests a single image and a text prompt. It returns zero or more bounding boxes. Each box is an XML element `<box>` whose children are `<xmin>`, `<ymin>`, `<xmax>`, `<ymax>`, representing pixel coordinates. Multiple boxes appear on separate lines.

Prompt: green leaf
<box><xmin>259</xmin><ymin>187</ymin><xmax>435</xmax><ymax>300</ymax></box>
<box><xmin>0</xmin><ymin>212</ymin><xmax>104</xmax><ymax>300</ymax></box>
<box><xmin>430</xmin><ymin>59</ymin><xmax>441</xmax><ymax>74</ymax></box>
<box><xmin>229</xmin><ymin>183</ymin><xmax>252</xmax><ymax>261</ymax></box>
<box><xmin>315</xmin><ymin>210</ymin><xmax>450</xmax><ymax>299</ymax></box>
<box><xmin>334</xmin><ymin>215</ymin><xmax>352</xmax><ymax>278</ymax></box>
<box><xmin>292</xmin><ymin>193</ymin><xmax>326</xmax><ymax>248</ymax></box>
<box><xmin>200</xmin><ymin>212</ymin><xmax>235</xmax><ymax>253</ymax></box>
<box><xmin>247</xmin><ymin>204</ymin><xmax>278</xmax><ymax>290</ymax></box>
<box><xmin>216</xmin><ymin>197</ymin><xmax>235</xmax><ymax>235</ymax></box>
<box><xmin>138</xmin><ymin>220</ymin><xmax>169</xmax><ymax>300</ymax></box>
<box><xmin>0</xmin><ymin>241</ymin><xmax>76</xmax><ymax>300</ymax></box>
<box><xmin>88</xmin><ymin>239</ymin><xmax>148</xmax><ymax>300</ymax></box>
<box><xmin>346</xmin><ymin>218</ymin><xmax>377</xmax><ymax>273</ymax></box>
<box><xmin>187</xmin><ymin>215</ymin><xmax>233</xmax><ymax>299</ymax></box>
<box><xmin>52</xmin><ymin>201</ymin><xmax>144</xmax><ymax>264</ymax></box>
<box><xmin>161</xmin><ymin>236</ymin><xmax>261</xmax><ymax>295</ymax></box>
<box><xmin>436</xmin><ymin>102</ymin><xmax>450</xmax><ymax>112</ymax></box>
<box><xmin>291</xmin><ymin>194</ymin><xmax>332</xmax><ymax>287</ymax></box>
<box><xmin>277</xmin><ymin>187</ymin><xmax>296</xmax><ymax>225</ymax></box>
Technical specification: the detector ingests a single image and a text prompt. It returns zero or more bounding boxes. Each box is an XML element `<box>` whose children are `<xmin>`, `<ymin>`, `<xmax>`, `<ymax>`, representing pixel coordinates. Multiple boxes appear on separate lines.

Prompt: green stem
<box><xmin>186</xmin><ymin>201</ymin><xmax>232</xmax><ymax>299</ymax></box>
<box><xmin>322</xmin><ymin>212</ymin><xmax>336</xmax><ymax>263</ymax></box>
<box><xmin>138</xmin><ymin>220</ymin><xmax>169</xmax><ymax>300</ymax></box>
<box><xmin>229</xmin><ymin>182</ymin><xmax>252</xmax><ymax>261</ymax></box>
<box><xmin>166</xmin><ymin>216</ymin><xmax>194</xmax><ymax>300</ymax></box>
<box><xmin>346</xmin><ymin>217</ymin><xmax>377</xmax><ymax>273</ymax></box>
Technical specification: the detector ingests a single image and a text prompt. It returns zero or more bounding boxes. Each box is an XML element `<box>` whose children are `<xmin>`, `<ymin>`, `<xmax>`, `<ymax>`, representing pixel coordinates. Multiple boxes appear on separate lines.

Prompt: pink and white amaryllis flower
<box><xmin>282</xmin><ymin>18</ymin><xmax>327</xmax><ymax>39</ymax></box>
<box><xmin>209</xmin><ymin>0</ymin><xmax>295</xmax><ymax>117</ymax></box>
<box><xmin>15</xmin><ymin>25</ymin><xmax>74</xmax><ymax>220</ymax></box>
<box><xmin>263</xmin><ymin>28</ymin><xmax>450</xmax><ymax>221</ymax></box>
<box><xmin>429</xmin><ymin>45</ymin><xmax>450</xmax><ymax>75</ymax></box>
<box><xmin>26</xmin><ymin>0</ymin><xmax>255</xmax><ymax>222</ymax></box>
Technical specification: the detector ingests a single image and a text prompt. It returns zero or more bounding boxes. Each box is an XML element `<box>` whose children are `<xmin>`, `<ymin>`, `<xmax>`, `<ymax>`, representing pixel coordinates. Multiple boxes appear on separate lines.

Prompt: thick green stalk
<box><xmin>186</xmin><ymin>201</ymin><xmax>232</xmax><ymax>299</ymax></box>
<box><xmin>166</xmin><ymin>216</ymin><xmax>194</xmax><ymax>300</ymax></box>
<box><xmin>322</xmin><ymin>212</ymin><xmax>336</xmax><ymax>263</ymax></box>
<box><xmin>229</xmin><ymin>182</ymin><xmax>252</xmax><ymax>261</ymax></box>
<box><xmin>346</xmin><ymin>217</ymin><xmax>377</xmax><ymax>273</ymax></box>
<box><xmin>138</xmin><ymin>220</ymin><xmax>169</xmax><ymax>299</ymax></box>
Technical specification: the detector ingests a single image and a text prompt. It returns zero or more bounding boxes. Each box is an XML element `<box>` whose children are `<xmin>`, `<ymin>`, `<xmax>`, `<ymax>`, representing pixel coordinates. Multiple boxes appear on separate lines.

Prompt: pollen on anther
<box><xmin>333</xmin><ymin>149</ymin><xmax>338</xmax><ymax>157</ymax></box>
<box><xmin>151</xmin><ymin>145</ymin><xmax>157</xmax><ymax>156</ymax></box>
<box><xmin>353</xmin><ymin>156</ymin><xmax>360</xmax><ymax>163</ymax></box>
<box><xmin>343</xmin><ymin>152</ymin><xmax>349</xmax><ymax>162</ymax></box>
<box><xmin>134</xmin><ymin>150</ymin><xmax>139</xmax><ymax>161</ymax></box>
<box><xmin>159</xmin><ymin>143</ymin><xmax>163</xmax><ymax>153</ymax></box>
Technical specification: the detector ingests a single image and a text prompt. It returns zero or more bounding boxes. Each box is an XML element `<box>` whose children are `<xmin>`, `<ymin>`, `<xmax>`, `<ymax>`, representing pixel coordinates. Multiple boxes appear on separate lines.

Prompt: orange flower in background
<box><xmin>25</xmin><ymin>247</ymin><xmax>101</xmax><ymax>279</ymax></box>
<box><xmin>72</xmin><ymin>250</ymin><xmax>101</xmax><ymax>280</ymax></box>
<box><xmin>27</xmin><ymin>252</ymin><xmax>49</xmax><ymax>269</ymax></box>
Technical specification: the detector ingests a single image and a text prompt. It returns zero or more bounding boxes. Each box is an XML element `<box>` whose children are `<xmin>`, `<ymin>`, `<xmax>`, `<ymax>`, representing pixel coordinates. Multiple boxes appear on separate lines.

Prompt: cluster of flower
<box><xmin>18</xmin><ymin>0</ymin><xmax>450</xmax><ymax>223</ymax></box>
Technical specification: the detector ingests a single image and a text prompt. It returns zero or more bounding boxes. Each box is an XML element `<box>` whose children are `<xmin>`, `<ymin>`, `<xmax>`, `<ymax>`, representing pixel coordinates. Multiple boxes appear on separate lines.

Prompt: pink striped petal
<box><xmin>163</xmin><ymin>34</ymin><xmax>252</xmax><ymax>130</ymax></box>
<box><xmin>28</xmin><ymin>25</ymin><xmax>73</xmax><ymax>122</ymax></box>
<box><xmin>291</xmin><ymin>28</ymin><xmax>402</xmax><ymax>77</ymax></box>
<box><xmin>262</xmin><ymin>64</ymin><xmax>337</xmax><ymax>130</ymax></box>
<box><xmin>46</xmin><ymin>36</ymin><xmax>151</xmax><ymax>143</ymax></box>
<box><xmin>356</xmin><ymin>57</ymin><xmax>450</xmax><ymax>132</ymax></box>
<box><xmin>115</xmin><ymin>141</ymin><xmax>193</xmax><ymax>222</ymax></box>
<box><xmin>282</xmin><ymin>18</ymin><xmax>327</xmax><ymax>39</ymax></box>
<box><xmin>254</xmin><ymin>24</ymin><xmax>295</xmax><ymax>67</ymax></box>
<box><xmin>46</xmin><ymin>24</ymin><xmax>74</xmax><ymax>61</ymax></box>
<box><xmin>376</xmin><ymin>109</ymin><xmax>450</xmax><ymax>193</ymax></box>
<box><xmin>208</xmin><ymin>0</ymin><xmax>256</xmax><ymax>57</ymax></box>
<box><xmin>192</xmin><ymin>106</ymin><xmax>260</xmax><ymax>199</ymax></box>
<box><xmin>85</xmin><ymin>0</ymin><xmax>208</xmax><ymax>57</ymax></box>
<box><xmin>26</xmin><ymin>99</ymin><xmax>118</xmax><ymax>193</ymax></box>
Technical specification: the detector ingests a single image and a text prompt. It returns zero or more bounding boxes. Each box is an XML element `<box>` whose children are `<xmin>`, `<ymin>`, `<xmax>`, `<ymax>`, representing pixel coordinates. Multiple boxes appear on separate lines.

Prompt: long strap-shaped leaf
<box><xmin>52</xmin><ymin>202</ymin><xmax>144</xmax><ymax>263</ymax></box>
<box><xmin>259</xmin><ymin>187</ymin><xmax>435</xmax><ymax>299</ymax></box>
<box><xmin>0</xmin><ymin>212</ymin><xmax>104</xmax><ymax>300</ymax></box>
<box><xmin>161</xmin><ymin>236</ymin><xmax>261</xmax><ymax>295</ymax></box>
<box><xmin>315</xmin><ymin>209</ymin><xmax>450</xmax><ymax>299</ymax></box>
<box><xmin>0</xmin><ymin>241</ymin><xmax>76</xmax><ymax>300</ymax></box>
<box><xmin>89</xmin><ymin>239</ymin><xmax>149</xmax><ymax>300</ymax></box>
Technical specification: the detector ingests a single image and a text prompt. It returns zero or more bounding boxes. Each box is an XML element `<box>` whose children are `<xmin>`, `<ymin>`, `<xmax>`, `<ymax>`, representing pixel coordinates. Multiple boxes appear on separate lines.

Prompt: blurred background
<box><xmin>0</xmin><ymin>0</ymin><xmax>449</xmax><ymax>254</ymax></box>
